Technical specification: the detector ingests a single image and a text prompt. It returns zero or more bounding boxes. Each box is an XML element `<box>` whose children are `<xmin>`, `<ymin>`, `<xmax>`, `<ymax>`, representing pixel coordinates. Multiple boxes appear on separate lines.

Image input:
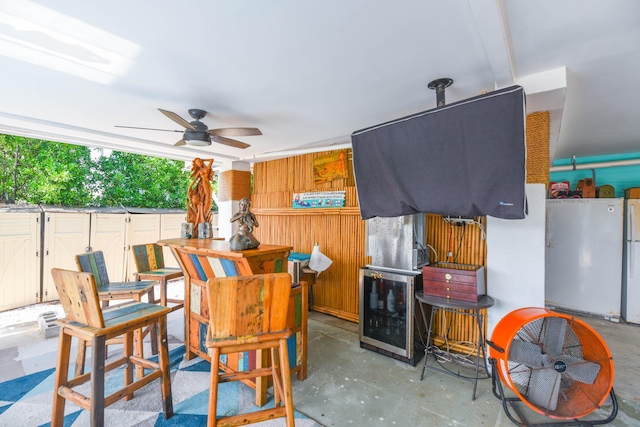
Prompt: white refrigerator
<box><xmin>545</xmin><ymin>198</ymin><xmax>624</xmax><ymax>322</ymax></box>
<box><xmin>623</xmin><ymin>199</ymin><xmax>640</xmax><ymax>324</ymax></box>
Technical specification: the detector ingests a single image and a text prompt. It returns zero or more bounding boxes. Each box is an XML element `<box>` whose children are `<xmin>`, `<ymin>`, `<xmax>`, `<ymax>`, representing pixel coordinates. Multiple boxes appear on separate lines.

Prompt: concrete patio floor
<box><xmin>1</xmin><ymin>289</ymin><xmax>639</xmax><ymax>426</ymax></box>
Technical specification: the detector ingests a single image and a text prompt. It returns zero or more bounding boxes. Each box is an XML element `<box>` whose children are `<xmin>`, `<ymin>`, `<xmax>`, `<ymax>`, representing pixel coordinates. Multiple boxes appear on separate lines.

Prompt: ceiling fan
<box><xmin>116</xmin><ymin>108</ymin><xmax>261</xmax><ymax>149</ymax></box>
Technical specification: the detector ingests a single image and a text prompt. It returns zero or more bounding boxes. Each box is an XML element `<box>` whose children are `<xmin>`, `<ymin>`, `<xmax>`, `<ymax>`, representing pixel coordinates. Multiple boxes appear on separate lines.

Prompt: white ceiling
<box><xmin>0</xmin><ymin>0</ymin><xmax>639</xmax><ymax>168</ymax></box>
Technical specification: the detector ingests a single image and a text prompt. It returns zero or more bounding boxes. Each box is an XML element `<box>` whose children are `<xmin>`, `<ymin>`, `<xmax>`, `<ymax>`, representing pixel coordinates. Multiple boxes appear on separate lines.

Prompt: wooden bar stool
<box><xmin>132</xmin><ymin>243</ymin><xmax>184</xmax><ymax>311</ymax></box>
<box><xmin>50</xmin><ymin>268</ymin><xmax>173</xmax><ymax>427</ymax></box>
<box><xmin>75</xmin><ymin>250</ymin><xmax>159</xmax><ymax>377</ymax></box>
<box><xmin>206</xmin><ymin>273</ymin><xmax>296</xmax><ymax>427</ymax></box>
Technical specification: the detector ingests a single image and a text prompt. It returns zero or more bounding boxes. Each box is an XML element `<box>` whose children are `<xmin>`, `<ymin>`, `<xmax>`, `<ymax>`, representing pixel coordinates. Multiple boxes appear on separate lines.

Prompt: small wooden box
<box><xmin>625</xmin><ymin>187</ymin><xmax>640</xmax><ymax>199</ymax></box>
<box><xmin>422</xmin><ymin>263</ymin><xmax>486</xmax><ymax>303</ymax></box>
<box><xmin>578</xmin><ymin>178</ymin><xmax>596</xmax><ymax>198</ymax></box>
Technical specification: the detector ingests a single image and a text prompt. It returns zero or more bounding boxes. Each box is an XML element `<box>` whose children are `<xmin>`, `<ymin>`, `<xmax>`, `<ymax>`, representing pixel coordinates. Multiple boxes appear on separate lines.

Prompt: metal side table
<box><xmin>415</xmin><ymin>292</ymin><xmax>495</xmax><ymax>401</ymax></box>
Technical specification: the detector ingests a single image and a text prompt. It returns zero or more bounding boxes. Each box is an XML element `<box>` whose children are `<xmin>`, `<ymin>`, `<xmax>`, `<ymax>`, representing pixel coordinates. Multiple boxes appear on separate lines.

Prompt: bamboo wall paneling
<box><xmin>252</xmin><ymin>149</ymin><xmax>363</xmax><ymax>322</ymax></box>
<box><xmin>425</xmin><ymin>213</ymin><xmax>488</xmax><ymax>355</ymax></box>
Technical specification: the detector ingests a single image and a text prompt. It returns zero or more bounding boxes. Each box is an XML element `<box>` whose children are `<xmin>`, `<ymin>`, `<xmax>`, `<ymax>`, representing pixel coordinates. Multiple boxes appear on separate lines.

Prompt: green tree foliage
<box><xmin>95</xmin><ymin>150</ymin><xmax>192</xmax><ymax>209</ymax></box>
<box><xmin>0</xmin><ymin>135</ymin><xmax>206</xmax><ymax>210</ymax></box>
<box><xmin>0</xmin><ymin>135</ymin><xmax>94</xmax><ymax>205</ymax></box>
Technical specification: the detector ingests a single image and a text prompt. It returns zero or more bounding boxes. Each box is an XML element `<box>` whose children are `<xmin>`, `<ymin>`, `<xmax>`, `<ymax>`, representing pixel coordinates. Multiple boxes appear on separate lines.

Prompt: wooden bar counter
<box><xmin>158</xmin><ymin>238</ymin><xmax>307</xmax><ymax>406</ymax></box>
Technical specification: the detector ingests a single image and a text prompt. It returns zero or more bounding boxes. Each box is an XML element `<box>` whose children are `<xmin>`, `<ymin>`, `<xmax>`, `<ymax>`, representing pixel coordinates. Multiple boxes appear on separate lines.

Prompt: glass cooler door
<box><xmin>359</xmin><ymin>267</ymin><xmax>420</xmax><ymax>363</ymax></box>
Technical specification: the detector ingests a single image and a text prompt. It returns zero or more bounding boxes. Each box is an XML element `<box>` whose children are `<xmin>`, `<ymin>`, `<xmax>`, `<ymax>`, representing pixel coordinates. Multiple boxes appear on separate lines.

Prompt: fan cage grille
<box><xmin>493</xmin><ymin>310</ymin><xmax>614</xmax><ymax>420</ymax></box>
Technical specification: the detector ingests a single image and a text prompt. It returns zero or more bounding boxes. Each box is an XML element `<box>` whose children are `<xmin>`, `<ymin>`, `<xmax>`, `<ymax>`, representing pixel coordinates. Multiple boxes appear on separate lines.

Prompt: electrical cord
<box><xmin>423</xmin><ymin>309</ymin><xmax>490</xmax><ymax>380</ymax></box>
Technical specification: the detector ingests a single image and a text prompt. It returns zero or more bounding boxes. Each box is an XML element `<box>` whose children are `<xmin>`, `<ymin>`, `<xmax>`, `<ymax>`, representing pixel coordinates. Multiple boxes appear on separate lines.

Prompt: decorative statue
<box><xmin>187</xmin><ymin>158</ymin><xmax>214</xmax><ymax>234</ymax></box>
<box><xmin>229</xmin><ymin>197</ymin><xmax>260</xmax><ymax>250</ymax></box>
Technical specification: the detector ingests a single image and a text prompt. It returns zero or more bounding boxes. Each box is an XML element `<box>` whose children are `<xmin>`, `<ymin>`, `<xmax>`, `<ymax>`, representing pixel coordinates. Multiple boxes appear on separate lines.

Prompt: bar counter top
<box><xmin>158</xmin><ymin>238</ymin><xmax>292</xmax><ymax>258</ymax></box>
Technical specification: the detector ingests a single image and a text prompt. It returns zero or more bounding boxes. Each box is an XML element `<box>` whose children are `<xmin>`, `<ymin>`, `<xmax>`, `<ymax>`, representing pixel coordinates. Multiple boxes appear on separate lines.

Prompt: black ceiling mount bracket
<box><xmin>428</xmin><ymin>78</ymin><xmax>453</xmax><ymax>108</ymax></box>
<box><xmin>188</xmin><ymin>109</ymin><xmax>207</xmax><ymax>120</ymax></box>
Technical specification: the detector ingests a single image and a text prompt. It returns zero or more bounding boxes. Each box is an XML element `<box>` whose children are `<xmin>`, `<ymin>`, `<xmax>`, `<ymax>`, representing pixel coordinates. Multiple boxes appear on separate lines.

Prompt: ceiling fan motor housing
<box><xmin>184</xmin><ymin>114</ymin><xmax>211</xmax><ymax>145</ymax></box>
<box><xmin>184</xmin><ymin>128</ymin><xmax>211</xmax><ymax>146</ymax></box>
<box><xmin>489</xmin><ymin>307</ymin><xmax>614</xmax><ymax>419</ymax></box>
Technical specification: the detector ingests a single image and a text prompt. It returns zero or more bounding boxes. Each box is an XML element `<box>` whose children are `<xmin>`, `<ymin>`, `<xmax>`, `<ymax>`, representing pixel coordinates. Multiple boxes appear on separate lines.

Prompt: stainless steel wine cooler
<box><xmin>359</xmin><ymin>266</ymin><xmax>423</xmax><ymax>365</ymax></box>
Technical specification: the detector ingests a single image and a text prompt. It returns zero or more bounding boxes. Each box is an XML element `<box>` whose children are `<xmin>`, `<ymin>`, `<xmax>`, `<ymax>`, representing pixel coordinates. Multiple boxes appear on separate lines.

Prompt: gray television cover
<box><xmin>351</xmin><ymin>85</ymin><xmax>527</xmax><ymax>220</ymax></box>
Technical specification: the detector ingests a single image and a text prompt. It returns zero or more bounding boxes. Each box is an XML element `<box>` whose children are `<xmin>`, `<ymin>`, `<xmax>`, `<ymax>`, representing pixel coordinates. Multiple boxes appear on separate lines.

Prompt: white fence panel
<box><xmin>125</xmin><ymin>214</ymin><xmax>161</xmax><ymax>280</ymax></box>
<box><xmin>90</xmin><ymin>213</ymin><xmax>128</xmax><ymax>282</ymax></box>
<box><xmin>0</xmin><ymin>212</ymin><xmax>41</xmax><ymax>311</ymax></box>
<box><xmin>41</xmin><ymin>212</ymin><xmax>91</xmax><ymax>302</ymax></box>
<box><xmin>160</xmin><ymin>213</ymin><xmax>186</xmax><ymax>268</ymax></box>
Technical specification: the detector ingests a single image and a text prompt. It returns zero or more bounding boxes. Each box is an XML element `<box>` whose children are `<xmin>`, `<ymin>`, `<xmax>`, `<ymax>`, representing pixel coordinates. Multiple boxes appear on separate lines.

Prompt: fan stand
<box><xmin>488</xmin><ymin>358</ymin><xmax>618</xmax><ymax>427</ymax></box>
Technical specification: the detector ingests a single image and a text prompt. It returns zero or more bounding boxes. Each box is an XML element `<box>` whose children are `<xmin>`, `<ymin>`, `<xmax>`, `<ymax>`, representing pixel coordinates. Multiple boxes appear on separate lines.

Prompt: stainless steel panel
<box><xmin>366</xmin><ymin>214</ymin><xmax>428</xmax><ymax>270</ymax></box>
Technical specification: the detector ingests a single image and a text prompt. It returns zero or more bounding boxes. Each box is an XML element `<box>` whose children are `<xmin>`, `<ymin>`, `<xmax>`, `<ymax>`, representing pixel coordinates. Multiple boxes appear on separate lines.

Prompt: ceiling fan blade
<box><xmin>174</xmin><ymin>139</ymin><xmax>186</xmax><ymax>146</ymax></box>
<box><xmin>211</xmin><ymin>135</ymin><xmax>250</xmax><ymax>149</ymax></box>
<box><xmin>158</xmin><ymin>108</ymin><xmax>196</xmax><ymax>131</ymax></box>
<box><xmin>209</xmin><ymin>127</ymin><xmax>262</xmax><ymax>137</ymax></box>
<box><xmin>115</xmin><ymin>125</ymin><xmax>182</xmax><ymax>133</ymax></box>
<box><xmin>542</xmin><ymin>317</ymin><xmax>567</xmax><ymax>356</ymax></box>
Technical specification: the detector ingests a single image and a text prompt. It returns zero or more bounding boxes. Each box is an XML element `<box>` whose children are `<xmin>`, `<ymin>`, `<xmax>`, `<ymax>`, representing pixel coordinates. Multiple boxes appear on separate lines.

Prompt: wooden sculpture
<box><xmin>229</xmin><ymin>197</ymin><xmax>260</xmax><ymax>250</ymax></box>
<box><xmin>187</xmin><ymin>158</ymin><xmax>214</xmax><ymax>234</ymax></box>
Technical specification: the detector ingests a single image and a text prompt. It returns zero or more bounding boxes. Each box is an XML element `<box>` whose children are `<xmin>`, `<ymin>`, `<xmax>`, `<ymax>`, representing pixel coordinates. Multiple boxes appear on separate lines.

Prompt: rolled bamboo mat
<box><xmin>218</xmin><ymin>169</ymin><xmax>251</xmax><ymax>202</ymax></box>
<box><xmin>526</xmin><ymin>111</ymin><xmax>550</xmax><ymax>185</ymax></box>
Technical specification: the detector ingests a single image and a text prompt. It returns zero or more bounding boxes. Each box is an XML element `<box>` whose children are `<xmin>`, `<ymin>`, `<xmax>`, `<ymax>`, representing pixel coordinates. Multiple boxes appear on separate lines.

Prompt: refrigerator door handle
<box><xmin>631</xmin><ymin>243</ymin><xmax>635</xmax><ymax>278</ymax></box>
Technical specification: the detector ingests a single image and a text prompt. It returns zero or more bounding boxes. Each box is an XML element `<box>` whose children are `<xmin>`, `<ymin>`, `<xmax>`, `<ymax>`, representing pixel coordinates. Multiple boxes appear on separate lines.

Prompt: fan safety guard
<box><xmin>487</xmin><ymin>307</ymin><xmax>617</xmax><ymax>426</ymax></box>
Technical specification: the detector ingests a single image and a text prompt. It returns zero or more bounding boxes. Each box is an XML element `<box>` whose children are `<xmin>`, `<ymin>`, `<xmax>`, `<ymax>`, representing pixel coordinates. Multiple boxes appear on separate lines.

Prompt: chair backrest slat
<box><xmin>51</xmin><ymin>268</ymin><xmax>105</xmax><ymax>328</ymax></box>
<box><xmin>76</xmin><ymin>251</ymin><xmax>110</xmax><ymax>287</ymax></box>
<box><xmin>207</xmin><ymin>273</ymin><xmax>291</xmax><ymax>343</ymax></box>
<box><xmin>132</xmin><ymin>243</ymin><xmax>166</xmax><ymax>273</ymax></box>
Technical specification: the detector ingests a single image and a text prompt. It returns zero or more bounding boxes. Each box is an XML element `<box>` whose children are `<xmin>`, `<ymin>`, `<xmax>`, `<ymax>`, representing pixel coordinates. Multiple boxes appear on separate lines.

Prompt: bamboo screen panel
<box><xmin>426</xmin><ymin>214</ymin><xmax>488</xmax><ymax>355</ymax></box>
<box><xmin>252</xmin><ymin>150</ymin><xmax>363</xmax><ymax>322</ymax></box>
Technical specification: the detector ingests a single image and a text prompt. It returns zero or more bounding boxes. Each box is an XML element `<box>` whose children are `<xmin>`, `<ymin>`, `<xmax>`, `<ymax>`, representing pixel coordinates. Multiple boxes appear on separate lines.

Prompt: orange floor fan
<box><xmin>487</xmin><ymin>307</ymin><xmax>617</xmax><ymax>426</ymax></box>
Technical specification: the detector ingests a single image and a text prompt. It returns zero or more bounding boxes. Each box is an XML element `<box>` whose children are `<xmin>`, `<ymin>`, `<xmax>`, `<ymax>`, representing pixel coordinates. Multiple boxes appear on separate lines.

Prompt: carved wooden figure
<box><xmin>187</xmin><ymin>157</ymin><xmax>214</xmax><ymax>234</ymax></box>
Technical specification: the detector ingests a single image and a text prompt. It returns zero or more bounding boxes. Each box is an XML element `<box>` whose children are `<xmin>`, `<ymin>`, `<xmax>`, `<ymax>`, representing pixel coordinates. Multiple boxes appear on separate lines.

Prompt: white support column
<box><xmin>486</xmin><ymin>184</ymin><xmax>547</xmax><ymax>340</ymax></box>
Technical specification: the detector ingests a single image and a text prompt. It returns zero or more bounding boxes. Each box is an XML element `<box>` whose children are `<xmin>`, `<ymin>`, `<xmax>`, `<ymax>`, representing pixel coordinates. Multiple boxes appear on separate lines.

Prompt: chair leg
<box><xmin>134</xmin><ymin>328</ymin><xmax>144</xmax><ymax>379</ymax></box>
<box><xmin>124</xmin><ymin>331</ymin><xmax>134</xmax><ymax>401</ymax></box>
<box><xmin>148</xmin><ymin>288</ymin><xmax>159</xmax><ymax>355</ymax></box>
<box><xmin>157</xmin><ymin>315</ymin><xmax>174</xmax><ymax>419</ymax></box>
<box><xmin>90</xmin><ymin>334</ymin><xmax>107</xmax><ymax>427</ymax></box>
<box><xmin>270</xmin><ymin>346</ymin><xmax>283</xmax><ymax>406</ymax></box>
<box><xmin>160</xmin><ymin>278</ymin><xmax>168</xmax><ymax>306</ymax></box>
<box><xmin>51</xmin><ymin>329</ymin><xmax>72</xmax><ymax>427</ymax></box>
<box><xmin>208</xmin><ymin>347</ymin><xmax>221</xmax><ymax>427</ymax></box>
<box><xmin>75</xmin><ymin>339</ymin><xmax>87</xmax><ymax>377</ymax></box>
<box><xmin>278</xmin><ymin>339</ymin><xmax>296</xmax><ymax>427</ymax></box>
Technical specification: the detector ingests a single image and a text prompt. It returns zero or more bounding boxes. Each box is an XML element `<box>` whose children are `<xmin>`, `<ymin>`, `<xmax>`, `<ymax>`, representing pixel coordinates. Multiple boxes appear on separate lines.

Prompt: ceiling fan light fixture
<box><xmin>184</xmin><ymin>130</ymin><xmax>211</xmax><ymax>146</ymax></box>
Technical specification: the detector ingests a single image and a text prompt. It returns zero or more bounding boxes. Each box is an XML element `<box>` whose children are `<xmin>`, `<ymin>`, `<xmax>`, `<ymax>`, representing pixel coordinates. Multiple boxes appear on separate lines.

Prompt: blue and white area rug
<box><xmin>0</xmin><ymin>345</ymin><xmax>322</xmax><ymax>426</ymax></box>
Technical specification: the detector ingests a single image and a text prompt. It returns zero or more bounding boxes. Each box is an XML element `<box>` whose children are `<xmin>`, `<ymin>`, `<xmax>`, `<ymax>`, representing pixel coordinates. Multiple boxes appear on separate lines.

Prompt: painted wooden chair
<box><xmin>132</xmin><ymin>243</ymin><xmax>184</xmax><ymax>311</ymax></box>
<box><xmin>206</xmin><ymin>273</ymin><xmax>296</xmax><ymax>427</ymax></box>
<box><xmin>75</xmin><ymin>250</ymin><xmax>159</xmax><ymax>376</ymax></box>
<box><xmin>50</xmin><ymin>268</ymin><xmax>173</xmax><ymax>427</ymax></box>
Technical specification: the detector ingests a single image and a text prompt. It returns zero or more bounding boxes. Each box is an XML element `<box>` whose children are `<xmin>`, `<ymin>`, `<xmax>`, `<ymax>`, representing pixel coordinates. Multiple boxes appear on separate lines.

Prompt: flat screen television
<box><xmin>351</xmin><ymin>85</ymin><xmax>526</xmax><ymax>220</ymax></box>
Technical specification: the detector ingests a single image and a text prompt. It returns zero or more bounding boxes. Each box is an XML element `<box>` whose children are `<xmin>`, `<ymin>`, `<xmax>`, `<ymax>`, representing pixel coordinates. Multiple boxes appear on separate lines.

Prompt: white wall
<box><xmin>486</xmin><ymin>183</ymin><xmax>547</xmax><ymax>339</ymax></box>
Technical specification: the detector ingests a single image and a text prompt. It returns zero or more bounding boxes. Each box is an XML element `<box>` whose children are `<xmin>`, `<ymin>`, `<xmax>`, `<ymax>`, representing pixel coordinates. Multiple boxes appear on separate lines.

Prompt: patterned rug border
<box><xmin>0</xmin><ymin>345</ymin><xmax>322</xmax><ymax>427</ymax></box>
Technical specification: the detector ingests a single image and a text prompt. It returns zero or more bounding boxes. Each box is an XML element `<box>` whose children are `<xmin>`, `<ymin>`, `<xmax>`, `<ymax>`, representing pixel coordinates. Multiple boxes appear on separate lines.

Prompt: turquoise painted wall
<box><xmin>549</xmin><ymin>152</ymin><xmax>640</xmax><ymax>198</ymax></box>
